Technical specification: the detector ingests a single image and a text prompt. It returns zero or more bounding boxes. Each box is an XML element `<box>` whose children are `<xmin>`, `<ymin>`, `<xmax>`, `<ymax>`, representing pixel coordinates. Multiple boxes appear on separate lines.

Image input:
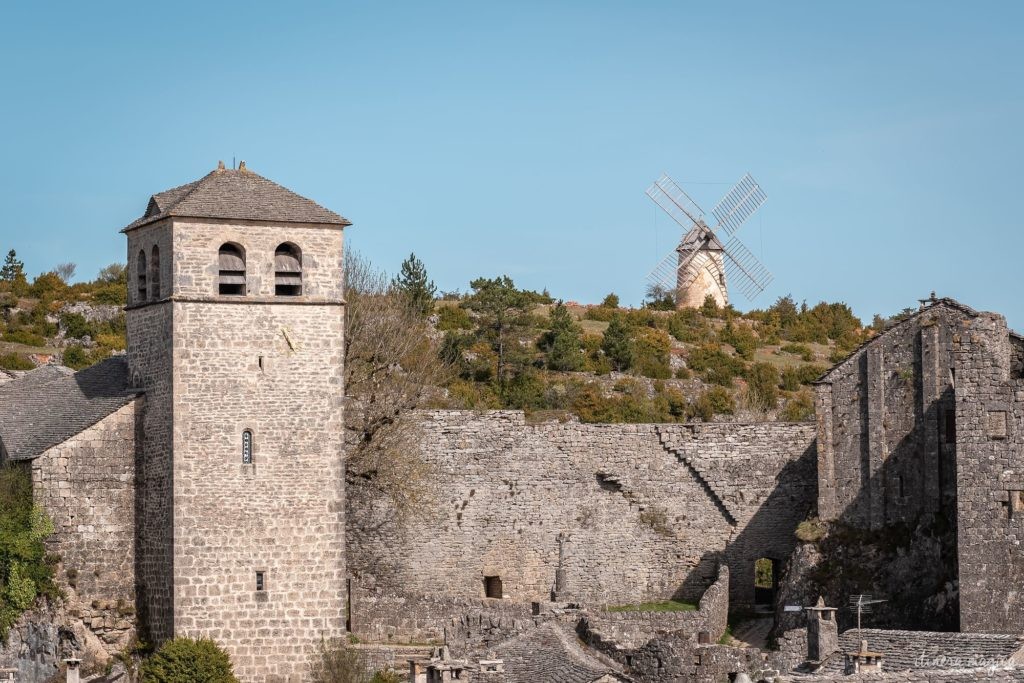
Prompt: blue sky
<box><xmin>1</xmin><ymin>2</ymin><xmax>1022</xmax><ymax>326</ymax></box>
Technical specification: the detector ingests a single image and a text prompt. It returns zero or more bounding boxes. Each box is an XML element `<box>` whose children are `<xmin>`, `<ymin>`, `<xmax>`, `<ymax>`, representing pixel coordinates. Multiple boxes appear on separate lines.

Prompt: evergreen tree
<box><xmin>463</xmin><ymin>276</ymin><xmax>534</xmax><ymax>386</ymax></box>
<box><xmin>540</xmin><ymin>301</ymin><xmax>584</xmax><ymax>371</ymax></box>
<box><xmin>392</xmin><ymin>252</ymin><xmax>436</xmax><ymax>316</ymax></box>
<box><xmin>0</xmin><ymin>250</ymin><xmax>25</xmax><ymax>294</ymax></box>
<box><xmin>601</xmin><ymin>314</ymin><xmax>634</xmax><ymax>371</ymax></box>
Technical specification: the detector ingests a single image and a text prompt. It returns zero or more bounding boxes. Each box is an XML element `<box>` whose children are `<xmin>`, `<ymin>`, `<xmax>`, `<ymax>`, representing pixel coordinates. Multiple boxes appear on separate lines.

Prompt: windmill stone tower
<box><xmin>646</xmin><ymin>172</ymin><xmax>772</xmax><ymax>309</ymax></box>
<box><xmin>123</xmin><ymin>161</ymin><xmax>349</xmax><ymax>682</ymax></box>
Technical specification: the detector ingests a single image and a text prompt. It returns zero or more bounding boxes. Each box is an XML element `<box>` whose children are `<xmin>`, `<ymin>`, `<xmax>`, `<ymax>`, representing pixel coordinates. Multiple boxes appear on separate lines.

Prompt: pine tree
<box><xmin>0</xmin><ymin>250</ymin><xmax>27</xmax><ymax>296</ymax></box>
<box><xmin>0</xmin><ymin>250</ymin><xmax>24</xmax><ymax>283</ymax></box>
<box><xmin>463</xmin><ymin>276</ymin><xmax>534</xmax><ymax>386</ymax></box>
<box><xmin>601</xmin><ymin>314</ymin><xmax>634</xmax><ymax>371</ymax></box>
<box><xmin>392</xmin><ymin>253</ymin><xmax>436</xmax><ymax>316</ymax></box>
<box><xmin>540</xmin><ymin>302</ymin><xmax>583</xmax><ymax>371</ymax></box>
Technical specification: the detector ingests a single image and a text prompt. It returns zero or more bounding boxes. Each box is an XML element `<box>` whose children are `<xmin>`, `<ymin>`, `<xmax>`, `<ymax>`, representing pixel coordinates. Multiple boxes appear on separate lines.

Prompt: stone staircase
<box><xmin>655</xmin><ymin>426</ymin><xmax>737</xmax><ymax>526</ymax></box>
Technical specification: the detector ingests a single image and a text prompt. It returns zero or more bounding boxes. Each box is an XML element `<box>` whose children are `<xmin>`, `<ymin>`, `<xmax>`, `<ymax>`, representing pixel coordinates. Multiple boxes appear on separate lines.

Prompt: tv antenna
<box><xmin>645</xmin><ymin>172</ymin><xmax>772</xmax><ymax>308</ymax></box>
<box><xmin>848</xmin><ymin>594</ymin><xmax>887</xmax><ymax>632</ymax></box>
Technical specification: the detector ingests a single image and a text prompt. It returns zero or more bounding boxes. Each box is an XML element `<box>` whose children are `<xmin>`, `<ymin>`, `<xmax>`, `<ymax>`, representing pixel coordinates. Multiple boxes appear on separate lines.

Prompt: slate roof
<box><xmin>819</xmin><ymin>629</ymin><xmax>1024</xmax><ymax>673</ymax></box>
<box><xmin>123</xmin><ymin>165</ymin><xmax>351</xmax><ymax>231</ymax></box>
<box><xmin>490</xmin><ymin>622</ymin><xmax>630</xmax><ymax>683</ymax></box>
<box><xmin>0</xmin><ymin>357</ymin><xmax>137</xmax><ymax>461</ymax></box>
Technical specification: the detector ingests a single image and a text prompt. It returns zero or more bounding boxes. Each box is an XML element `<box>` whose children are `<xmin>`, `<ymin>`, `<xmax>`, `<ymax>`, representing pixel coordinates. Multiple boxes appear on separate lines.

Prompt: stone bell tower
<box><xmin>123</xmin><ymin>161</ymin><xmax>349</xmax><ymax>682</ymax></box>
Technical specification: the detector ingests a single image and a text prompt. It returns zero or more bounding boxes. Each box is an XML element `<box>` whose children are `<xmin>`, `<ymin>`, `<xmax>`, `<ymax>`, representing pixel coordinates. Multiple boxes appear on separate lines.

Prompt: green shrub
<box><xmin>780</xmin><ymin>364</ymin><xmax>827</xmax><ymax>391</ymax></box>
<box><xmin>0</xmin><ymin>353</ymin><xmax>33</xmax><ymax>371</ymax></box>
<box><xmin>631</xmin><ymin>327</ymin><xmax>671</xmax><ymax>379</ymax></box>
<box><xmin>62</xmin><ymin>346</ymin><xmax>91</xmax><ymax>370</ymax></box>
<box><xmin>700</xmin><ymin>295</ymin><xmax>721</xmax><ymax>318</ymax></box>
<box><xmin>719</xmin><ymin>321</ymin><xmax>759</xmax><ymax>361</ymax></box>
<box><xmin>1</xmin><ymin>329</ymin><xmax>46</xmax><ymax>347</ymax></box>
<box><xmin>581</xmin><ymin>335</ymin><xmax>612</xmax><ymax>374</ymax></box>
<box><xmin>583</xmin><ymin>306</ymin><xmax>616</xmax><ymax>322</ymax></box>
<box><xmin>687</xmin><ymin>345</ymin><xmax>745</xmax><ymax>385</ymax></box>
<box><xmin>0</xmin><ymin>464</ymin><xmax>56</xmax><ymax>640</ymax></box>
<box><xmin>370</xmin><ymin>672</ymin><xmax>402</xmax><ymax>683</ymax></box>
<box><xmin>692</xmin><ymin>386</ymin><xmax>735</xmax><ymax>421</ymax></box>
<box><xmin>140</xmin><ymin>637</ymin><xmax>238</xmax><ymax>683</ymax></box>
<box><xmin>745</xmin><ymin>362</ymin><xmax>779</xmax><ymax>411</ymax></box>
<box><xmin>436</xmin><ymin>305</ymin><xmax>472</xmax><ymax>331</ymax></box>
<box><xmin>781</xmin><ymin>389</ymin><xmax>815</xmax><ymax>421</ymax></box>
<box><xmin>780</xmin><ymin>343</ymin><xmax>814</xmax><ymax>362</ymax></box>
<box><xmin>59</xmin><ymin>312</ymin><xmax>92</xmax><ymax>339</ymax></box>
<box><xmin>667</xmin><ymin>309</ymin><xmax>712</xmax><ymax>343</ymax></box>
<box><xmin>600</xmin><ymin>293</ymin><xmax>619</xmax><ymax>308</ymax></box>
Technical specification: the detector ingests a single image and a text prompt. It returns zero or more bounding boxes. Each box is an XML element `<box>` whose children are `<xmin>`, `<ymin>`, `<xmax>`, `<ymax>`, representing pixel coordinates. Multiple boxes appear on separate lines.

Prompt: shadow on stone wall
<box><xmin>773</xmin><ymin>421</ymin><xmax>960</xmax><ymax>639</ymax></box>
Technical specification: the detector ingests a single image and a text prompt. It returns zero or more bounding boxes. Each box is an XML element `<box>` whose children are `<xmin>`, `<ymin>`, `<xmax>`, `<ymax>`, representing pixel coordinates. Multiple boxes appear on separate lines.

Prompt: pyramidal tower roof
<box><xmin>123</xmin><ymin>161</ymin><xmax>351</xmax><ymax>232</ymax></box>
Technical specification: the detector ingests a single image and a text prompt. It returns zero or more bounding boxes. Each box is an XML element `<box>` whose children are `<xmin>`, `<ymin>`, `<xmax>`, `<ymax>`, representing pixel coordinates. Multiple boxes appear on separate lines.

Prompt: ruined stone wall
<box><xmin>954</xmin><ymin>312</ymin><xmax>1024</xmax><ymax>634</ymax></box>
<box><xmin>31</xmin><ymin>401</ymin><xmax>137</xmax><ymax>653</ymax></box>
<box><xmin>348</xmin><ymin>412</ymin><xmax>815</xmax><ymax>641</ymax></box>
<box><xmin>168</xmin><ymin>220</ymin><xmax>346</xmax><ymax>682</ymax></box>
<box><xmin>583</xmin><ymin>565</ymin><xmax>730</xmax><ymax>657</ymax></box>
<box><xmin>814</xmin><ymin>303</ymin><xmax>967</xmax><ymax>529</ymax></box>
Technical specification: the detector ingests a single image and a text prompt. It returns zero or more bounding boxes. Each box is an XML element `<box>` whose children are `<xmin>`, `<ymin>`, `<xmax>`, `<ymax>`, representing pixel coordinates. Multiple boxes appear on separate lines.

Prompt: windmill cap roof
<box><xmin>123</xmin><ymin>161</ymin><xmax>351</xmax><ymax>232</ymax></box>
<box><xmin>679</xmin><ymin>227</ymin><xmax>724</xmax><ymax>251</ymax></box>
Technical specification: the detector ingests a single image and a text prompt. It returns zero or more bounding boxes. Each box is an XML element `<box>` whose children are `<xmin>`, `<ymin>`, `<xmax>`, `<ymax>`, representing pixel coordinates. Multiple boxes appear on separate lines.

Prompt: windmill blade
<box><xmin>646</xmin><ymin>174</ymin><xmax>706</xmax><ymax>233</ymax></box>
<box><xmin>711</xmin><ymin>173</ymin><xmax>767</xmax><ymax>237</ymax></box>
<box><xmin>722</xmin><ymin>236</ymin><xmax>773</xmax><ymax>301</ymax></box>
<box><xmin>646</xmin><ymin>238</ymin><xmax>702</xmax><ymax>295</ymax></box>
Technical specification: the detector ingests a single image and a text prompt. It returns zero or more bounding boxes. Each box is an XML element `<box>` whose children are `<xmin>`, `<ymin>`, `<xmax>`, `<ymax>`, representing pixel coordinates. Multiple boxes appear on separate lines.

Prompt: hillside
<box><xmin>0</xmin><ymin>252</ymin><xmax>127</xmax><ymax>377</ymax></box>
<box><xmin>0</xmin><ymin>249</ymin><xmax>883</xmax><ymax>425</ymax></box>
<box><xmin>428</xmin><ymin>282</ymin><xmax>874</xmax><ymax>424</ymax></box>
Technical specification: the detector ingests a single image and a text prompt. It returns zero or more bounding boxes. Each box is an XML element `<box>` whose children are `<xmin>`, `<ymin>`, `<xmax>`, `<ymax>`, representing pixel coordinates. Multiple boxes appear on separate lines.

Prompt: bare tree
<box><xmin>54</xmin><ymin>262</ymin><xmax>76</xmax><ymax>283</ymax></box>
<box><xmin>344</xmin><ymin>250</ymin><xmax>449</xmax><ymax>525</ymax></box>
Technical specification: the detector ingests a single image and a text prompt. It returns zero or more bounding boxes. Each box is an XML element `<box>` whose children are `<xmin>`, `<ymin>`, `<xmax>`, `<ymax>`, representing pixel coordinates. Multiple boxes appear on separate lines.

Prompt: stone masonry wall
<box><xmin>31</xmin><ymin>401</ymin><xmax>138</xmax><ymax>654</ymax></box>
<box><xmin>168</xmin><ymin>219</ymin><xmax>346</xmax><ymax>682</ymax></box>
<box><xmin>125</xmin><ymin>265</ymin><xmax>174</xmax><ymax>644</ymax></box>
<box><xmin>348</xmin><ymin>411</ymin><xmax>815</xmax><ymax>642</ymax></box>
<box><xmin>814</xmin><ymin>302</ymin><xmax>968</xmax><ymax>530</ymax></box>
<box><xmin>583</xmin><ymin>565</ymin><xmax>730</xmax><ymax>657</ymax></box>
<box><xmin>953</xmin><ymin>312</ymin><xmax>1024</xmax><ymax>634</ymax></box>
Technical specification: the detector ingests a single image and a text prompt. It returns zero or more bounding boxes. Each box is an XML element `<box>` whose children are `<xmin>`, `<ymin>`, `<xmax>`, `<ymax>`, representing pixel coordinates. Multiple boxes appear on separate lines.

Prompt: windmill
<box><xmin>645</xmin><ymin>172</ymin><xmax>773</xmax><ymax>309</ymax></box>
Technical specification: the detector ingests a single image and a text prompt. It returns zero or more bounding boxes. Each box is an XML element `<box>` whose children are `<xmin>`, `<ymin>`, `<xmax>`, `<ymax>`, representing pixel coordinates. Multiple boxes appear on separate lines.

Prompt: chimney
<box><xmin>806</xmin><ymin>596</ymin><xmax>839</xmax><ymax>663</ymax></box>
<box><xmin>64</xmin><ymin>658</ymin><xmax>82</xmax><ymax>683</ymax></box>
<box><xmin>217</xmin><ymin>160</ymin><xmax>225</xmax><ymax>171</ymax></box>
<box><xmin>238</xmin><ymin>160</ymin><xmax>247</xmax><ymax>172</ymax></box>
<box><xmin>843</xmin><ymin>639</ymin><xmax>883</xmax><ymax>675</ymax></box>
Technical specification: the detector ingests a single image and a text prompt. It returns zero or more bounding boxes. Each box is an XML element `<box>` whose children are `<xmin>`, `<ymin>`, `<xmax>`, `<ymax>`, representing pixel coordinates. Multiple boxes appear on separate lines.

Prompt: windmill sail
<box><xmin>712</xmin><ymin>173</ymin><xmax>767</xmax><ymax>237</ymax></box>
<box><xmin>646</xmin><ymin>174</ymin><xmax>706</xmax><ymax>232</ymax></box>
<box><xmin>722</xmin><ymin>236</ymin><xmax>773</xmax><ymax>301</ymax></box>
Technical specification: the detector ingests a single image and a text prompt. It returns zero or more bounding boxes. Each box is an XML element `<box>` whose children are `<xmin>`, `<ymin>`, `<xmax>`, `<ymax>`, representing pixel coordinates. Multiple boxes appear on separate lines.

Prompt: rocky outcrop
<box><xmin>0</xmin><ymin>599</ymin><xmax>124</xmax><ymax>683</ymax></box>
<box><xmin>771</xmin><ymin>515</ymin><xmax>959</xmax><ymax>649</ymax></box>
